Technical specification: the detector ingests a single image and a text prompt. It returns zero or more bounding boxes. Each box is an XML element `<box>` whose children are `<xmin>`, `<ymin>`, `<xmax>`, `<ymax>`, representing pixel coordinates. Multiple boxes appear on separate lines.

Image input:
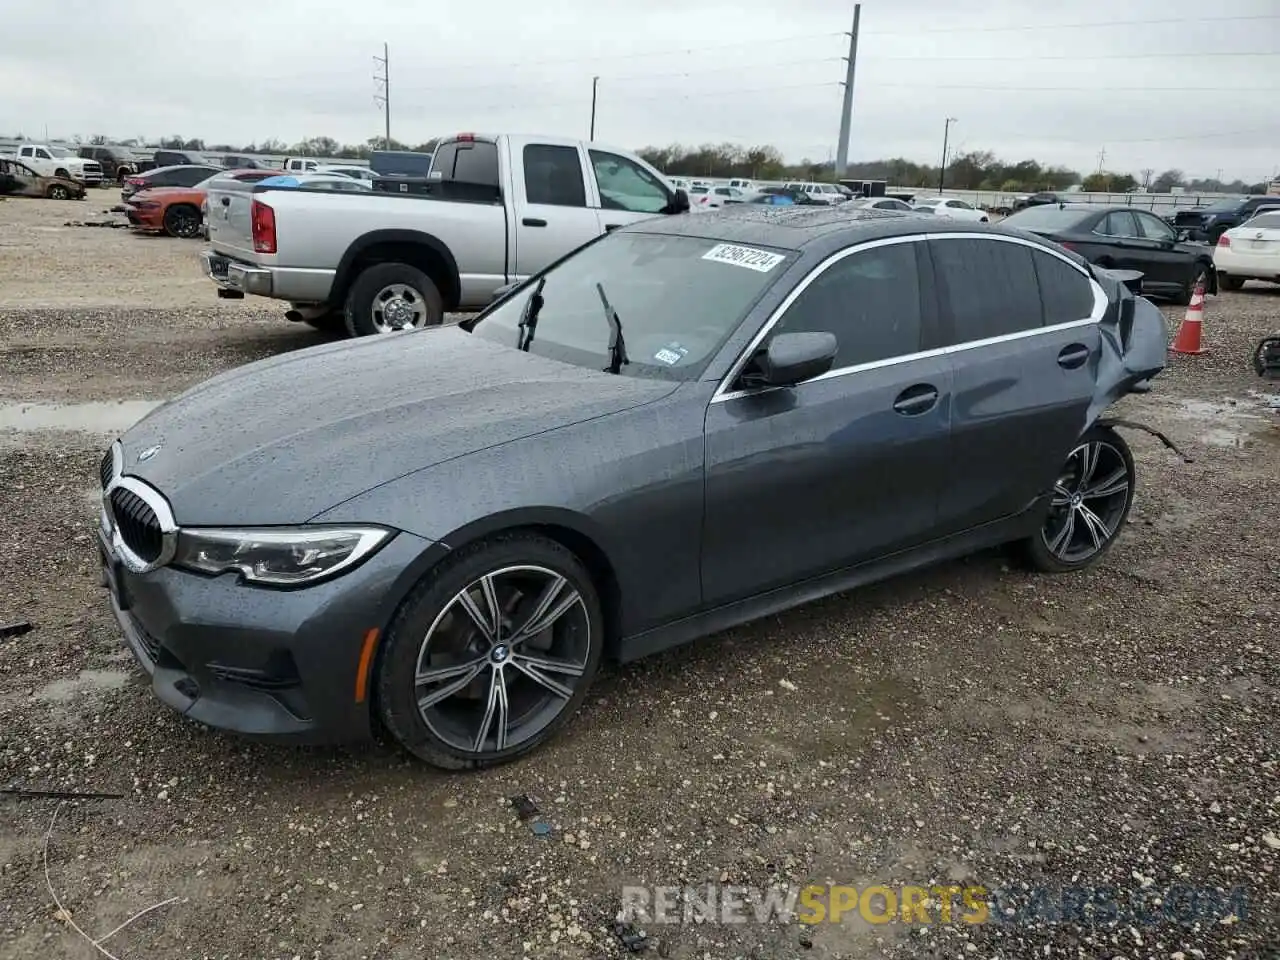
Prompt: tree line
<box><xmin>63</xmin><ymin>133</ymin><xmax>1269</xmax><ymax>195</ymax></box>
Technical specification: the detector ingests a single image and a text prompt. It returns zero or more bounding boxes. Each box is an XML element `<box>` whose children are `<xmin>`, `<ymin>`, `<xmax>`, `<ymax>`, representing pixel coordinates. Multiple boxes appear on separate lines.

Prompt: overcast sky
<box><xmin>3</xmin><ymin>0</ymin><xmax>1278</xmax><ymax>181</ymax></box>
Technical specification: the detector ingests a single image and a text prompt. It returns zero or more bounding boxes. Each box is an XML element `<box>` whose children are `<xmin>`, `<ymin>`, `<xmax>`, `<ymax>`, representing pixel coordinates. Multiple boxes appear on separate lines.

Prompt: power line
<box><xmin>861</xmin><ymin>13</ymin><xmax>1280</xmax><ymax>35</ymax></box>
<box><xmin>403</xmin><ymin>31</ymin><xmax>844</xmax><ymax>69</ymax></box>
<box><xmin>384</xmin><ymin>58</ymin><xmax>840</xmax><ymax>94</ymax></box>
<box><xmin>865</xmin><ymin>82</ymin><xmax>1274</xmax><ymax>93</ymax></box>
<box><xmin>867</xmin><ymin>49</ymin><xmax>1280</xmax><ymax>61</ymax></box>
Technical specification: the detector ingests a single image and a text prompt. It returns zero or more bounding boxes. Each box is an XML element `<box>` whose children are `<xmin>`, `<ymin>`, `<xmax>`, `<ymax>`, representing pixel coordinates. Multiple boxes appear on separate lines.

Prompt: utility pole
<box><xmin>590</xmin><ymin>76</ymin><xmax>599</xmax><ymax>141</ymax></box>
<box><xmin>1095</xmin><ymin>147</ymin><xmax>1106</xmax><ymax>172</ymax></box>
<box><xmin>374</xmin><ymin>43</ymin><xmax>391</xmax><ymax>149</ymax></box>
<box><xmin>834</xmin><ymin>3</ymin><xmax>861</xmax><ymax>178</ymax></box>
<box><xmin>938</xmin><ymin>117</ymin><xmax>957</xmax><ymax>193</ymax></box>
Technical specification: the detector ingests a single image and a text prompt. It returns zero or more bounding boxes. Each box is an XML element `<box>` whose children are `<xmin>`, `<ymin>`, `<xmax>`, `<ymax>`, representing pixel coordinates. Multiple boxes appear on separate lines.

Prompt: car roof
<box><xmin>627</xmin><ymin>204</ymin><xmax>1007</xmax><ymax>250</ymax></box>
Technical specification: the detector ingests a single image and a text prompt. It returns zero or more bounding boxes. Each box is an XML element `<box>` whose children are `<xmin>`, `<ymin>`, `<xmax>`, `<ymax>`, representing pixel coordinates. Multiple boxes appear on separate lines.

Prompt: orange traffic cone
<box><xmin>1170</xmin><ymin>280</ymin><xmax>1207</xmax><ymax>355</ymax></box>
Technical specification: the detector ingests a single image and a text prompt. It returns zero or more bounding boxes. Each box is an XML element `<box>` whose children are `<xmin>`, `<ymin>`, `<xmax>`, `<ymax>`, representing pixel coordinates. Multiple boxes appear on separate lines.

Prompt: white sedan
<box><xmin>1213</xmin><ymin>210</ymin><xmax>1280</xmax><ymax>290</ymax></box>
<box><xmin>913</xmin><ymin>196</ymin><xmax>990</xmax><ymax>222</ymax></box>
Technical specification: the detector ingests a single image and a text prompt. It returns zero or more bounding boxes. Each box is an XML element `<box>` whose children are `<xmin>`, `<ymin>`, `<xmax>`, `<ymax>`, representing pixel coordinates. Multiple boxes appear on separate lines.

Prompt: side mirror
<box><xmin>668</xmin><ymin>188</ymin><xmax>690</xmax><ymax>214</ymax></box>
<box><xmin>739</xmin><ymin>332</ymin><xmax>837</xmax><ymax>389</ymax></box>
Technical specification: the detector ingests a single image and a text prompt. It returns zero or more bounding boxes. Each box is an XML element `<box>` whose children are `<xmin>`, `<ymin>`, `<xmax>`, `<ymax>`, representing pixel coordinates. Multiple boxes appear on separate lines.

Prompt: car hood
<box><xmin>118</xmin><ymin>327</ymin><xmax>677</xmax><ymax>526</ymax></box>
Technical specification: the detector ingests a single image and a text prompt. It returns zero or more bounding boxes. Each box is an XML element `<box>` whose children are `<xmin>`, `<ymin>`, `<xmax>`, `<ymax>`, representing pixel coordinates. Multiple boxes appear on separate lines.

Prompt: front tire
<box><xmin>46</xmin><ymin>184</ymin><xmax>70</xmax><ymax>200</ymax></box>
<box><xmin>1022</xmin><ymin>425</ymin><xmax>1135</xmax><ymax>573</ymax></box>
<box><xmin>375</xmin><ymin>534</ymin><xmax>604</xmax><ymax>770</ymax></box>
<box><xmin>343</xmin><ymin>262</ymin><xmax>444</xmax><ymax>337</ymax></box>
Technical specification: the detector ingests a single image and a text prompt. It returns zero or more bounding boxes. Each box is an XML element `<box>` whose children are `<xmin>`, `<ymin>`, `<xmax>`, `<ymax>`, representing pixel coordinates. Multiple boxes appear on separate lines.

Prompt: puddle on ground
<box><xmin>0</xmin><ymin>400</ymin><xmax>162</xmax><ymax>434</ymax></box>
<box><xmin>1169</xmin><ymin>394</ymin><xmax>1278</xmax><ymax>448</ymax></box>
<box><xmin>34</xmin><ymin>669</ymin><xmax>131</xmax><ymax>704</ymax></box>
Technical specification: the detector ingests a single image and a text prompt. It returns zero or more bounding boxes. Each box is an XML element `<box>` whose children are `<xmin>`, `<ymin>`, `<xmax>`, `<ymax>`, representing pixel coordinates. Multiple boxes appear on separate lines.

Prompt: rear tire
<box><xmin>1021</xmin><ymin>425</ymin><xmax>1135</xmax><ymax>574</ymax></box>
<box><xmin>163</xmin><ymin>204</ymin><xmax>201</xmax><ymax>239</ymax></box>
<box><xmin>375</xmin><ymin>534</ymin><xmax>604</xmax><ymax>770</ymax></box>
<box><xmin>1173</xmin><ymin>263</ymin><xmax>1210</xmax><ymax>306</ymax></box>
<box><xmin>343</xmin><ymin>262</ymin><xmax>444</xmax><ymax>337</ymax></box>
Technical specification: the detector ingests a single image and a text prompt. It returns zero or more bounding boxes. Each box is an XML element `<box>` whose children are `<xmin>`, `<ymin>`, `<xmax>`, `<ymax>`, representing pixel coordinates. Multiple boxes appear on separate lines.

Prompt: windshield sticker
<box><xmin>702</xmin><ymin>243</ymin><xmax>786</xmax><ymax>272</ymax></box>
<box><xmin>653</xmin><ymin>343</ymin><xmax>688</xmax><ymax>365</ymax></box>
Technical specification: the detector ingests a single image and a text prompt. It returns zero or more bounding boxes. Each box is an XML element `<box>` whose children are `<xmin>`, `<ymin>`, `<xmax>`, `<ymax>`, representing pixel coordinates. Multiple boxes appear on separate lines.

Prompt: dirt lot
<box><xmin>1</xmin><ymin>195</ymin><xmax>1277</xmax><ymax>960</ymax></box>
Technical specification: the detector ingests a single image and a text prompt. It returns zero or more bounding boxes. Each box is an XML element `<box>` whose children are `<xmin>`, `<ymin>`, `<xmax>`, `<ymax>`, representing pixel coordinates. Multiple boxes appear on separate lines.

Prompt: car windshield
<box><xmin>1200</xmin><ymin>197</ymin><xmax>1245</xmax><ymax>213</ymax></box>
<box><xmin>1245</xmin><ymin>212</ymin><xmax>1280</xmax><ymax>229</ymax></box>
<box><xmin>1001</xmin><ymin>205</ymin><xmax>1095</xmax><ymax>230</ymax></box>
<box><xmin>470</xmin><ymin>233</ymin><xmax>793</xmax><ymax>381</ymax></box>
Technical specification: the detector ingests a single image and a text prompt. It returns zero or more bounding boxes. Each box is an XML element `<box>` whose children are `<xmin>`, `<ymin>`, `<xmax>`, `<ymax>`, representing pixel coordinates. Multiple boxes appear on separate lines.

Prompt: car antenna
<box><xmin>596</xmin><ymin>282</ymin><xmax>629</xmax><ymax>374</ymax></box>
<box><xmin>517</xmin><ymin>276</ymin><xmax>546</xmax><ymax>351</ymax></box>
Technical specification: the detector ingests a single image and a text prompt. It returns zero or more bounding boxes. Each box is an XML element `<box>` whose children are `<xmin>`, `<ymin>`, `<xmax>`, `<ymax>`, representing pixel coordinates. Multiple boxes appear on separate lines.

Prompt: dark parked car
<box><xmin>79</xmin><ymin>145</ymin><xmax>146</xmax><ymax>183</ymax></box>
<box><xmin>152</xmin><ymin>149</ymin><xmax>207</xmax><ymax>168</ymax></box>
<box><xmin>1001</xmin><ymin>203</ymin><xmax>1216</xmax><ymax>303</ymax></box>
<box><xmin>1167</xmin><ymin>195</ymin><xmax>1280</xmax><ymax>243</ymax></box>
<box><xmin>1013</xmin><ymin>192</ymin><xmax>1064</xmax><ymax>212</ymax></box>
<box><xmin>96</xmin><ymin>207</ymin><xmax>1166</xmax><ymax>770</ymax></box>
<box><xmin>121</xmin><ymin>163</ymin><xmax>220</xmax><ymax>201</ymax></box>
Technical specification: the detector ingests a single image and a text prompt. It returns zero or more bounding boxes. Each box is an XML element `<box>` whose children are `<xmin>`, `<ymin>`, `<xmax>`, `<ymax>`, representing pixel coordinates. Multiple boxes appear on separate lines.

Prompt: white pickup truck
<box><xmin>200</xmin><ymin>133</ymin><xmax>690</xmax><ymax>336</ymax></box>
<box><xmin>0</xmin><ymin>144</ymin><xmax>102</xmax><ymax>186</ymax></box>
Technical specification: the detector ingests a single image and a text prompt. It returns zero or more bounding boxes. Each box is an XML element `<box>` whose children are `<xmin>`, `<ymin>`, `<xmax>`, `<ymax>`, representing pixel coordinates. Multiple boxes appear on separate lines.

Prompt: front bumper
<box><xmin>99</xmin><ymin>526</ymin><xmax>433</xmax><ymax>745</ymax></box>
<box><xmin>125</xmin><ymin>205</ymin><xmax>164</xmax><ymax>231</ymax></box>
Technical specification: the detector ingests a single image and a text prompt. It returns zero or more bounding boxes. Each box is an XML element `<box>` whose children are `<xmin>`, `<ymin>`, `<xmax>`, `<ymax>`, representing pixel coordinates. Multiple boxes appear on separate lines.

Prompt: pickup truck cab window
<box><xmin>523</xmin><ymin>145</ymin><xmax>587</xmax><ymax>207</ymax></box>
<box><xmin>589</xmin><ymin>150</ymin><xmax>670</xmax><ymax>213</ymax></box>
<box><xmin>472</xmin><ymin>232</ymin><xmax>791</xmax><ymax>381</ymax></box>
<box><xmin>433</xmin><ymin>140</ymin><xmax>500</xmax><ymax>187</ymax></box>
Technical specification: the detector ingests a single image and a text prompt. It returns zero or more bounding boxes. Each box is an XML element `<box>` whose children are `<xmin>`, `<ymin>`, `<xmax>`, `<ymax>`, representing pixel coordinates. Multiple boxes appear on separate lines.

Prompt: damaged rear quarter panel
<box><xmin>1086</xmin><ymin>268</ymin><xmax>1168</xmax><ymax>425</ymax></box>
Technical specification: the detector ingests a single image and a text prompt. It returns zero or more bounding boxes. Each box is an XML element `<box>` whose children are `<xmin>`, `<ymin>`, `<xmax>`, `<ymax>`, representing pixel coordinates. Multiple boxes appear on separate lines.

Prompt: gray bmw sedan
<box><xmin>97</xmin><ymin>205</ymin><xmax>1168</xmax><ymax>769</ymax></box>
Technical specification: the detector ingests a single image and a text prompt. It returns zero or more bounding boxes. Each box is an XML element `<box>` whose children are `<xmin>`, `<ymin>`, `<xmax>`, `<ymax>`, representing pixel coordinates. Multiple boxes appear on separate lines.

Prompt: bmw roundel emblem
<box><xmin>137</xmin><ymin>444</ymin><xmax>162</xmax><ymax>463</ymax></box>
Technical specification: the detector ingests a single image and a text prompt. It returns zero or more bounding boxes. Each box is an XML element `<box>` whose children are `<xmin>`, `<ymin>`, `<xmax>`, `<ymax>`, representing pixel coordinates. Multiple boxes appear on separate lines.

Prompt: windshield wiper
<box><xmin>516</xmin><ymin>277</ymin><xmax>546</xmax><ymax>351</ymax></box>
<box><xmin>595</xmin><ymin>282</ymin><xmax>629</xmax><ymax>375</ymax></box>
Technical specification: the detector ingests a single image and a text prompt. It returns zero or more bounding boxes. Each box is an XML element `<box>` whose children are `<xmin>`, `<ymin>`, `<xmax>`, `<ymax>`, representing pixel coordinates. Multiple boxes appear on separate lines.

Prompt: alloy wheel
<box><xmin>169</xmin><ymin>209</ymin><xmax>199</xmax><ymax>238</ymax></box>
<box><xmin>49</xmin><ymin>185</ymin><xmax>69</xmax><ymax>200</ymax></box>
<box><xmin>371</xmin><ymin>283</ymin><xmax>428</xmax><ymax>332</ymax></box>
<box><xmin>1040</xmin><ymin>439</ymin><xmax>1131</xmax><ymax>564</ymax></box>
<box><xmin>413</xmin><ymin>565</ymin><xmax>591</xmax><ymax>755</ymax></box>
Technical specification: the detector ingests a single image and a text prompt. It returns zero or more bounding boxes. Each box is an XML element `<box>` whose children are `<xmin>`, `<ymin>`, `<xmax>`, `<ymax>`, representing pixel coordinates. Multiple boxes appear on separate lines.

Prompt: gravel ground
<box><xmin>0</xmin><ymin>196</ymin><xmax>1277</xmax><ymax>960</ymax></box>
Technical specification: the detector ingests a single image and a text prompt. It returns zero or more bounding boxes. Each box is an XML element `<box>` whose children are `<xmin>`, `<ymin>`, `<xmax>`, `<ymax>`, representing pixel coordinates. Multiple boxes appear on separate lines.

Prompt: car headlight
<box><xmin>173</xmin><ymin>526</ymin><xmax>394</xmax><ymax>586</ymax></box>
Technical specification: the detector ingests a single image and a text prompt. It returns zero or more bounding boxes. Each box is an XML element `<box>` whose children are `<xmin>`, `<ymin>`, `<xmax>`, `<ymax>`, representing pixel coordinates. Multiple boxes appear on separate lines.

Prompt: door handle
<box><xmin>892</xmin><ymin>384</ymin><xmax>939</xmax><ymax>416</ymax></box>
<box><xmin>1057</xmin><ymin>343</ymin><xmax>1090</xmax><ymax>369</ymax></box>
<box><xmin>522</xmin><ymin>217</ymin><xmax>547</xmax><ymax>227</ymax></box>
<box><xmin>604</xmin><ymin>223</ymin><xmax>622</xmax><ymax>232</ymax></box>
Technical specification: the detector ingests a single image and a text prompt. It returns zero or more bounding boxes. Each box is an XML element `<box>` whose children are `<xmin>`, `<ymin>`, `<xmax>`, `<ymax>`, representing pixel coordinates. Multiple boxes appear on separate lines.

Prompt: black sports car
<box><xmin>1001</xmin><ymin>203</ymin><xmax>1216</xmax><ymax>303</ymax></box>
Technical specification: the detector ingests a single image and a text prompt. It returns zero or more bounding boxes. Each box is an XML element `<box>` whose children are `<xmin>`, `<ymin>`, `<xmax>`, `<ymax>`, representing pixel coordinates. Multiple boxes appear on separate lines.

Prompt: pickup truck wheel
<box><xmin>163</xmin><ymin>204</ymin><xmax>201</xmax><ymax>239</ymax></box>
<box><xmin>344</xmin><ymin>263</ymin><xmax>443</xmax><ymax>337</ymax></box>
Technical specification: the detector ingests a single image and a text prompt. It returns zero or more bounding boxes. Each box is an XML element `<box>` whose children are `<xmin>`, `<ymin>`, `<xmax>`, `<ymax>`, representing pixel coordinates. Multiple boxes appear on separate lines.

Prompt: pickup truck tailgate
<box><xmin>204</xmin><ymin>180</ymin><xmax>258</xmax><ymax>258</ymax></box>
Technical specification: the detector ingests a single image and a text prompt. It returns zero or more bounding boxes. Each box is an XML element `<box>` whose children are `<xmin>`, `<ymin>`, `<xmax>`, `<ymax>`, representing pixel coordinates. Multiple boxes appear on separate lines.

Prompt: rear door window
<box><xmin>1030</xmin><ymin>249</ymin><xmax>1096</xmax><ymax>326</ymax></box>
<box><xmin>930</xmin><ymin>237</ymin><xmax>1043</xmax><ymax>343</ymax></box>
<box><xmin>523</xmin><ymin>144</ymin><xmax>587</xmax><ymax>207</ymax></box>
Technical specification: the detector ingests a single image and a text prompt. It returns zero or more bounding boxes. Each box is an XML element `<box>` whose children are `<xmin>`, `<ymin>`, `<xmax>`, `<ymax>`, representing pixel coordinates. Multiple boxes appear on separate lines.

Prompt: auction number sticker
<box><xmin>702</xmin><ymin>243</ymin><xmax>786</xmax><ymax>272</ymax></box>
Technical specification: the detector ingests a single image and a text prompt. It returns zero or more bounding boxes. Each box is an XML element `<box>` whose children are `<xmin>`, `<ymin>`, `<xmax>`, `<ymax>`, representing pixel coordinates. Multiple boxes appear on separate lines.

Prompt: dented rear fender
<box><xmin>1085</xmin><ymin>268</ymin><xmax>1168</xmax><ymax>425</ymax></box>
